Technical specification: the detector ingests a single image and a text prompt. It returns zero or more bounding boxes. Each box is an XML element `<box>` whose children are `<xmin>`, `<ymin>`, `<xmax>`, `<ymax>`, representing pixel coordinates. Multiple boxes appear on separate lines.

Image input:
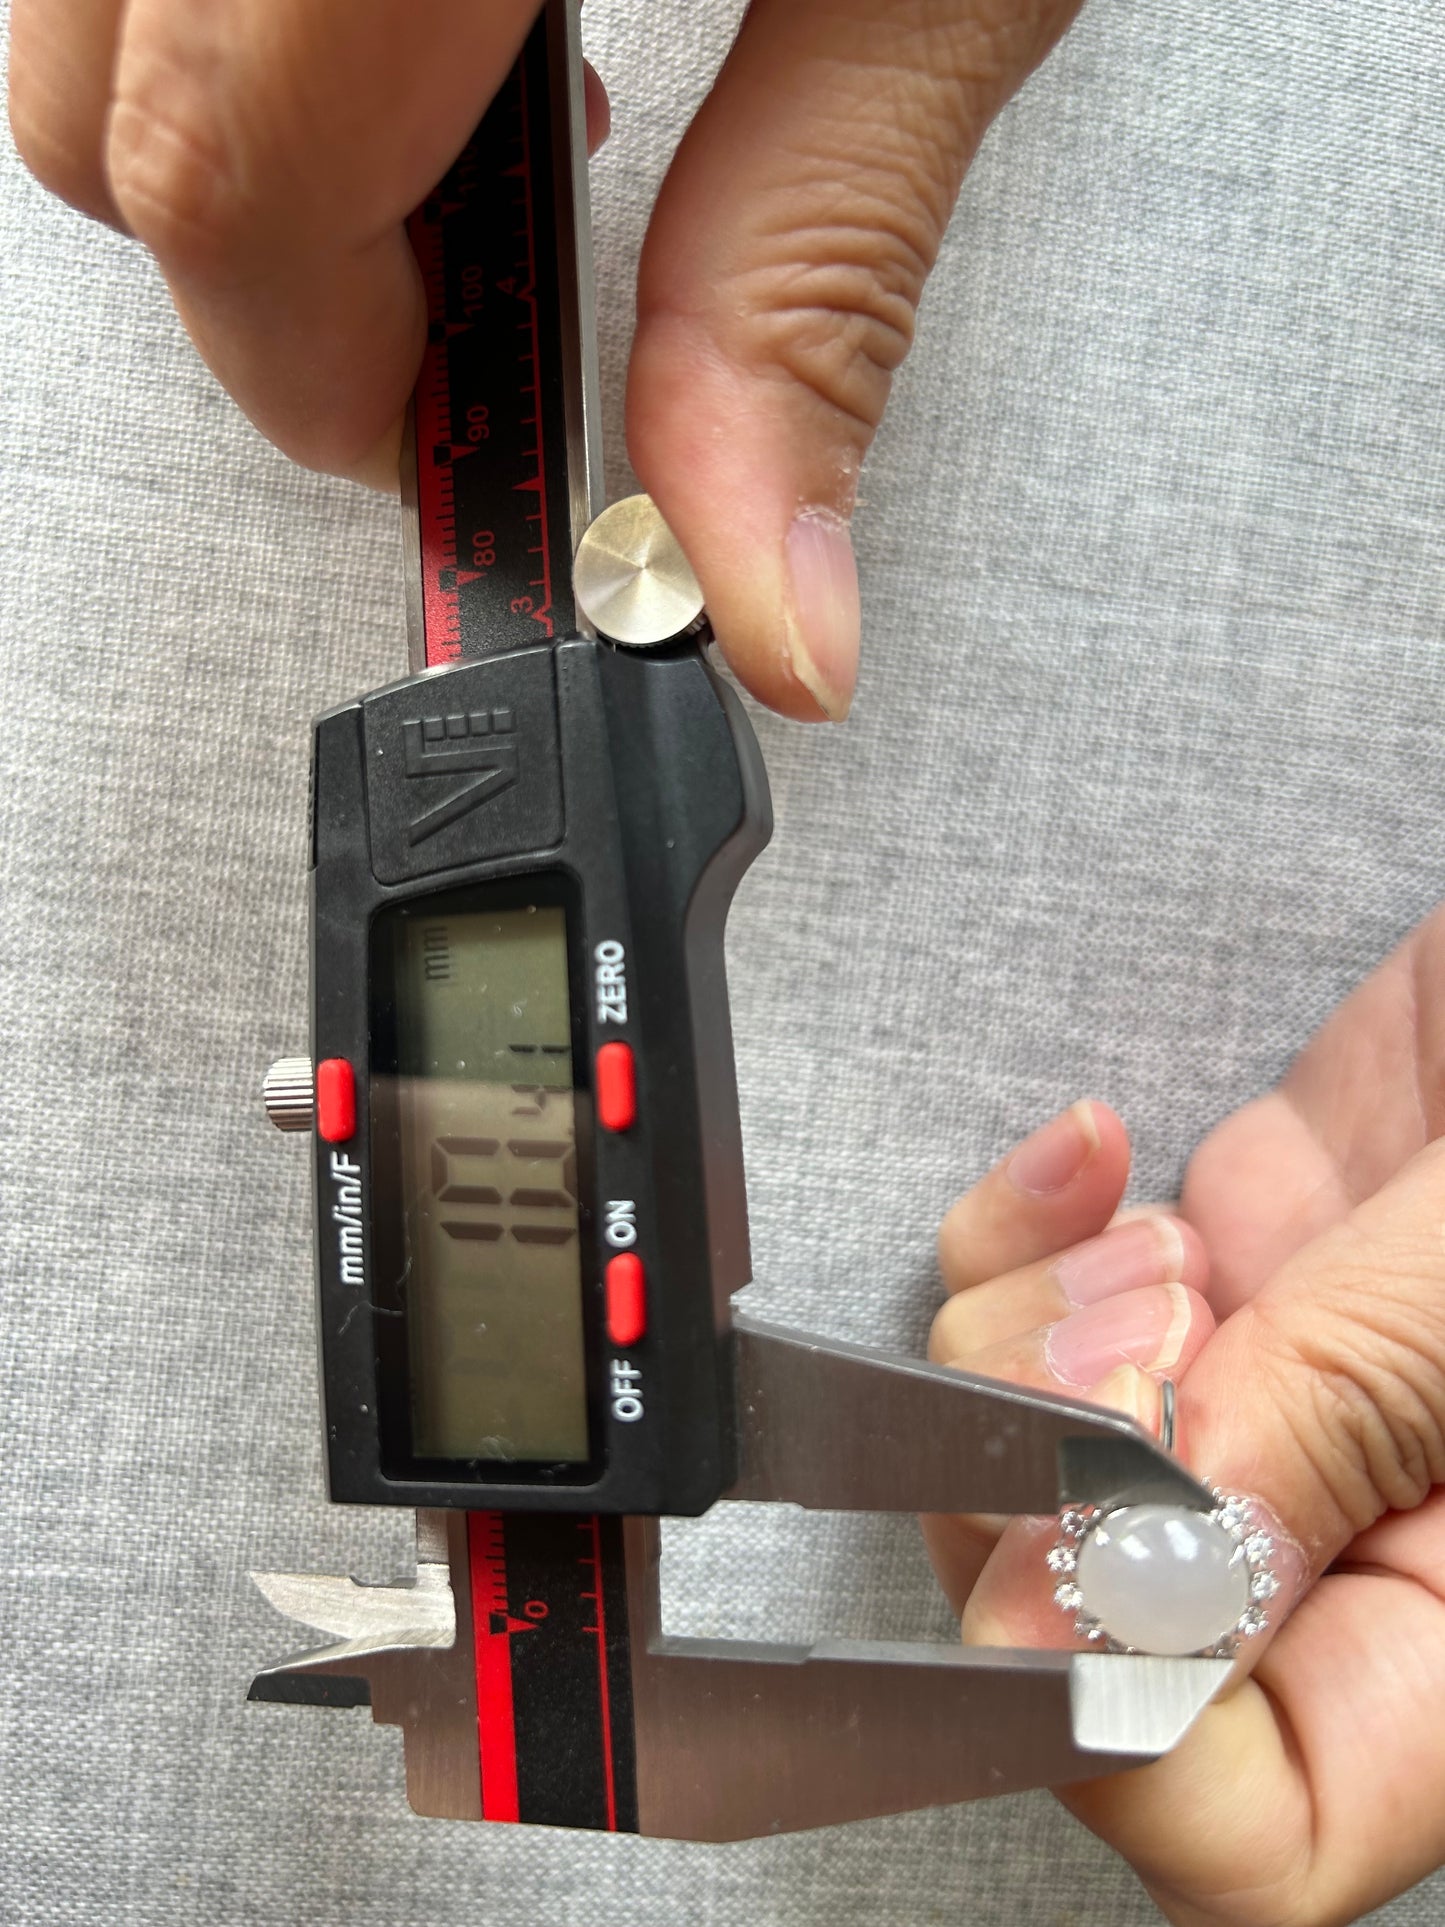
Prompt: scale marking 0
<box><xmin>467</xmin><ymin>1510</ymin><xmax>638</xmax><ymax>1830</ymax></box>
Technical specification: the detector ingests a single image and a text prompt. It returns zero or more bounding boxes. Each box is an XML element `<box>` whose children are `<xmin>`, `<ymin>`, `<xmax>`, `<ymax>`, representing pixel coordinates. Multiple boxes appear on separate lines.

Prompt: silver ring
<box><xmin>1160</xmin><ymin>1378</ymin><xmax>1177</xmax><ymax>1454</ymax></box>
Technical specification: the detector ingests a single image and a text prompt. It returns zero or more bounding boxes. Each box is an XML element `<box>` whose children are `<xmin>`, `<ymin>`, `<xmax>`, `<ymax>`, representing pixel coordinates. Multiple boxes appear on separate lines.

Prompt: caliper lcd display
<box><xmin>373</xmin><ymin>894</ymin><xmax>590</xmax><ymax>1467</ymax></box>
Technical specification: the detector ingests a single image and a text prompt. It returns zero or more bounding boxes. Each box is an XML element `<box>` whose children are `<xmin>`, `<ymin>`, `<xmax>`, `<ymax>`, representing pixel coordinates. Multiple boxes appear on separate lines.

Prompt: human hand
<box><xmin>925</xmin><ymin>906</ymin><xmax>1445</xmax><ymax>1925</ymax></box>
<box><xmin>8</xmin><ymin>0</ymin><xmax>1081</xmax><ymax>721</ymax></box>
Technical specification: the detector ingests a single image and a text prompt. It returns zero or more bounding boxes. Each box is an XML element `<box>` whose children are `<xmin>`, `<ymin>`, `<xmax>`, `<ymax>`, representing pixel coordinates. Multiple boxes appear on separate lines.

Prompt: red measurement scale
<box><xmin>467</xmin><ymin>1512</ymin><xmax>630</xmax><ymax>1829</ymax></box>
<box><xmin>404</xmin><ymin>16</ymin><xmax>580</xmax><ymax>668</ymax></box>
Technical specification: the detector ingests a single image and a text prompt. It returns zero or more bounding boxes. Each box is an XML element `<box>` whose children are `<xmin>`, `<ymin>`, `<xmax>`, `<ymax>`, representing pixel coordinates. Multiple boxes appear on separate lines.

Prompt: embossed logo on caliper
<box><xmin>403</xmin><ymin>707</ymin><xmax>519</xmax><ymax>843</ymax></box>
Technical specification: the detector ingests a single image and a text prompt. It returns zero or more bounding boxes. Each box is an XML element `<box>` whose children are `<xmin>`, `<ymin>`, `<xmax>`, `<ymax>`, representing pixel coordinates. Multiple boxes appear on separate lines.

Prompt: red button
<box><xmin>606</xmin><ymin>1253</ymin><xmax>647</xmax><ymax>1346</ymax></box>
<box><xmin>316</xmin><ymin>1058</ymin><xmax>357</xmax><ymax>1143</ymax></box>
<box><xmin>596</xmin><ymin>1041</ymin><xmax>636</xmax><ymax>1132</ymax></box>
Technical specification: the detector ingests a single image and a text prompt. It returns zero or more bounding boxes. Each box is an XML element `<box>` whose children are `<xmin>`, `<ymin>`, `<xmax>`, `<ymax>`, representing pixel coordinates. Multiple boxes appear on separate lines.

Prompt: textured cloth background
<box><xmin>3</xmin><ymin>0</ymin><xmax>1444</xmax><ymax>1921</ymax></box>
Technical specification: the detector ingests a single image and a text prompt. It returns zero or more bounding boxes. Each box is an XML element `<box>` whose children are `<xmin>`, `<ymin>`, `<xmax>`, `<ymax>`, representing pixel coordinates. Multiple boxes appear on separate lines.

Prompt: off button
<box><xmin>606</xmin><ymin>1254</ymin><xmax>646</xmax><ymax>1346</ymax></box>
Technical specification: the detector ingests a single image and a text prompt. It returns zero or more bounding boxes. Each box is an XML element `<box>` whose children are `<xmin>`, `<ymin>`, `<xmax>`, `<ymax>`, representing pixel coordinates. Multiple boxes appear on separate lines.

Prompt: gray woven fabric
<box><xmin>3</xmin><ymin>0</ymin><xmax>1443</xmax><ymax>1920</ymax></box>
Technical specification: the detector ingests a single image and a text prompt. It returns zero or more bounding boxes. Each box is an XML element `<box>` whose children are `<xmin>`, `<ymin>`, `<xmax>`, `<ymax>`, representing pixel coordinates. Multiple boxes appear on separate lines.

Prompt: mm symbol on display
<box><xmin>403</xmin><ymin>707</ymin><xmax>520</xmax><ymax>844</ymax></box>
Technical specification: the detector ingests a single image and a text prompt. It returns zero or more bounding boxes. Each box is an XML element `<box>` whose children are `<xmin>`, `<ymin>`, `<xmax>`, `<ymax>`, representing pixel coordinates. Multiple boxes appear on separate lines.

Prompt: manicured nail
<box><xmin>785</xmin><ymin>509</ymin><xmax>860</xmax><ymax>720</ymax></box>
<box><xmin>1046</xmin><ymin>1283</ymin><xmax>1193</xmax><ymax>1386</ymax></box>
<box><xmin>1053</xmin><ymin>1217</ymin><xmax>1185</xmax><ymax>1306</ymax></box>
<box><xmin>1006</xmin><ymin>1101</ymin><xmax>1101</xmax><ymax>1198</ymax></box>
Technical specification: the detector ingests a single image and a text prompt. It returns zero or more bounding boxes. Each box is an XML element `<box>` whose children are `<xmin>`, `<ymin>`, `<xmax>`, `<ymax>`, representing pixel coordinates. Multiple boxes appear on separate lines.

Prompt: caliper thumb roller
<box><xmin>249</xmin><ymin>0</ymin><xmax>1231</xmax><ymax>1839</ymax></box>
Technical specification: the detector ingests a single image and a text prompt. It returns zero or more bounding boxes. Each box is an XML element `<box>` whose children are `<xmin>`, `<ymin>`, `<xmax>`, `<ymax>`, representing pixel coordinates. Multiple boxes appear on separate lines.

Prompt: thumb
<box><xmin>1181</xmin><ymin>1134</ymin><xmax>1445</xmax><ymax>1567</ymax></box>
<box><xmin>626</xmin><ymin>0</ymin><xmax>1080</xmax><ymax>721</ymax></box>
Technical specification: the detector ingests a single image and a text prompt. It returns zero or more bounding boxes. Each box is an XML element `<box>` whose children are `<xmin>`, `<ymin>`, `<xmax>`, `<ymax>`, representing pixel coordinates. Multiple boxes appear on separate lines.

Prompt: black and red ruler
<box><xmin>407</xmin><ymin>6</ymin><xmax>632</xmax><ymax>1833</ymax></box>
<box><xmin>467</xmin><ymin>1512</ymin><xmax>636</xmax><ymax>1830</ymax></box>
<box><xmin>405</xmin><ymin>12</ymin><xmax>580</xmax><ymax>667</ymax></box>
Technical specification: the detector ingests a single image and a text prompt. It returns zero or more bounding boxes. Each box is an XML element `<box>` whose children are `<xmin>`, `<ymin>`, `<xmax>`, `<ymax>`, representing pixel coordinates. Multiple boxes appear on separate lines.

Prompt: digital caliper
<box><xmin>251</xmin><ymin>0</ymin><xmax>1230</xmax><ymax>1838</ymax></box>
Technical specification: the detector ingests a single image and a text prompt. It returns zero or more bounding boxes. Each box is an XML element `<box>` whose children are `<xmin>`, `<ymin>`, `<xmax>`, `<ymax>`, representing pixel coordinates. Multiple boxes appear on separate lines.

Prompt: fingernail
<box><xmin>784</xmin><ymin>509</ymin><xmax>860</xmax><ymax>720</ymax></box>
<box><xmin>1053</xmin><ymin>1217</ymin><xmax>1185</xmax><ymax>1306</ymax></box>
<box><xmin>1006</xmin><ymin>1101</ymin><xmax>1101</xmax><ymax>1198</ymax></box>
<box><xmin>343</xmin><ymin>414</ymin><xmax>406</xmax><ymax>492</ymax></box>
<box><xmin>583</xmin><ymin>60</ymin><xmax>611</xmax><ymax>152</ymax></box>
<box><xmin>1046</xmin><ymin>1283</ymin><xmax>1193</xmax><ymax>1386</ymax></box>
<box><xmin>1087</xmin><ymin>1364</ymin><xmax>1162</xmax><ymax>1433</ymax></box>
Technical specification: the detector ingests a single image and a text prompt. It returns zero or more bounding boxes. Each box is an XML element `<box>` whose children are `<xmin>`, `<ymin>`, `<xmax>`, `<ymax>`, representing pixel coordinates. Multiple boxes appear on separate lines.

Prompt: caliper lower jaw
<box><xmin>616</xmin><ymin>1519</ymin><xmax>1229</xmax><ymax>1840</ymax></box>
<box><xmin>251</xmin><ymin>1512</ymin><xmax>1227</xmax><ymax>1838</ymax></box>
<box><xmin>250</xmin><ymin>1511</ymin><xmax>487</xmax><ymax>1822</ymax></box>
<box><xmin>250</xmin><ymin>1322</ymin><xmax>1230</xmax><ymax>1840</ymax></box>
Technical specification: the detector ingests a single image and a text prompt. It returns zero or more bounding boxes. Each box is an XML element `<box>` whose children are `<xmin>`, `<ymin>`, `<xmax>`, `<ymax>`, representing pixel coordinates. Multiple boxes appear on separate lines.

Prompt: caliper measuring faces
<box><xmin>251</xmin><ymin>0</ymin><xmax>1230</xmax><ymax>1838</ymax></box>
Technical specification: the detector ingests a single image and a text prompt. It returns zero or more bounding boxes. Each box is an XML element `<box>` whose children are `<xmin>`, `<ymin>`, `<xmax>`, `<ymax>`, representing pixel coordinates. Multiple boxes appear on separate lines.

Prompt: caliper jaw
<box><xmin>728</xmin><ymin>1314</ymin><xmax>1214</xmax><ymax>1515</ymax></box>
<box><xmin>618</xmin><ymin>1517</ymin><xmax>1229</xmax><ymax>1840</ymax></box>
<box><xmin>250</xmin><ymin>1511</ymin><xmax>488</xmax><ymax>1821</ymax></box>
<box><xmin>250</xmin><ymin>1317</ymin><xmax>1229</xmax><ymax>1838</ymax></box>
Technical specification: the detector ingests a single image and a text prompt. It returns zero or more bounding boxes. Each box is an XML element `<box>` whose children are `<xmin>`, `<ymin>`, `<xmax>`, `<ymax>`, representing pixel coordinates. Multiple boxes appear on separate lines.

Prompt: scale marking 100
<box><xmin>307</xmin><ymin>633</ymin><xmax>770</xmax><ymax>1515</ymax></box>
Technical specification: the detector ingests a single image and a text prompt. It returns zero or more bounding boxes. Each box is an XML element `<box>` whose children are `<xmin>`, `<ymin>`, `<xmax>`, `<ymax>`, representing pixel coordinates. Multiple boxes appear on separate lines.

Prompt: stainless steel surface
<box><xmin>1070</xmin><ymin>1651</ymin><xmax>1233</xmax><ymax>1754</ymax></box>
<box><xmin>253</xmin><ymin>1501</ymin><xmax>1227</xmax><ymax>1840</ymax></box>
<box><xmin>252</xmin><ymin>1318</ymin><xmax>1227</xmax><ymax>1840</ymax></box>
<box><xmin>250</xmin><ymin>1511</ymin><xmax>483</xmax><ymax>1822</ymax></box>
<box><xmin>262</xmin><ymin>1056</ymin><xmax>314</xmax><ymax>1133</ymax></box>
<box><xmin>251</xmin><ymin>1555</ymin><xmax>453</xmax><ymax>1656</ymax></box>
<box><xmin>548</xmin><ymin>0</ymin><xmax>604</xmax><ymax>563</ymax></box>
<box><xmin>622</xmin><ymin>1517</ymin><xmax>1230</xmax><ymax>1840</ymax></box>
<box><xmin>1160</xmin><ymin>1377</ymin><xmax>1177</xmax><ymax>1454</ymax></box>
<box><xmin>727</xmin><ymin>1315</ymin><xmax>1215</xmax><ymax>1514</ymax></box>
<box><xmin>572</xmin><ymin>493</ymin><xmax>705</xmax><ymax>646</ymax></box>
<box><xmin>399</xmin><ymin>399</ymin><xmax>425</xmax><ymax>673</ymax></box>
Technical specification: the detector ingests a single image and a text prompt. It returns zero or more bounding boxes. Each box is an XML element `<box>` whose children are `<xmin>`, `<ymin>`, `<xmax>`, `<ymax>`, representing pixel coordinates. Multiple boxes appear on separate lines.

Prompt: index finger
<box><xmin>937</xmin><ymin>1100</ymin><xmax>1131</xmax><ymax>1292</ymax></box>
<box><xmin>102</xmin><ymin>0</ymin><xmax>542</xmax><ymax>480</ymax></box>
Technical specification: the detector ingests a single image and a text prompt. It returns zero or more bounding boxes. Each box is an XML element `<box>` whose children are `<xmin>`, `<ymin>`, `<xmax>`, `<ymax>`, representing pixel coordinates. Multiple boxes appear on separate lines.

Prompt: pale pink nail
<box><xmin>1053</xmin><ymin>1218</ymin><xmax>1185</xmax><ymax>1306</ymax></box>
<box><xmin>1006</xmin><ymin>1101</ymin><xmax>1100</xmax><ymax>1197</ymax></box>
<box><xmin>784</xmin><ymin>509</ymin><xmax>860</xmax><ymax>720</ymax></box>
<box><xmin>1046</xmin><ymin>1283</ymin><xmax>1194</xmax><ymax>1385</ymax></box>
